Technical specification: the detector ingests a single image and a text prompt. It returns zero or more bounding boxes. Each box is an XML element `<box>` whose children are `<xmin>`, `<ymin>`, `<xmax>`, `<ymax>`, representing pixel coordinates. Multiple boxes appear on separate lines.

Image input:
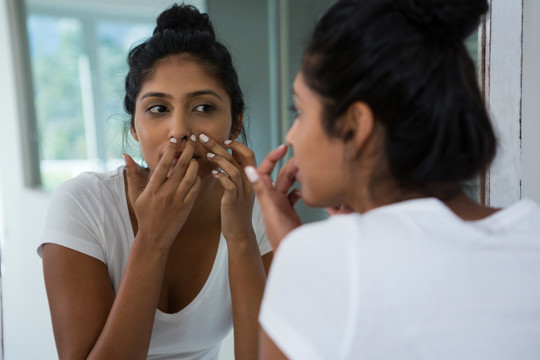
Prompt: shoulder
<box><xmin>50</xmin><ymin>167</ymin><xmax>124</xmax><ymax>208</ymax></box>
<box><xmin>281</xmin><ymin>214</ymin><xmax>361</xmax><ymax>254</ymax></box>
<box><xmin>261</xmin><ymin>215</ymin><xmax>361</xmax><ymax>359</ymax></box>
<box><xmin>272</xmin><ymin>214</ymin><xmax>362</xmax><ymax>282</ymax></box>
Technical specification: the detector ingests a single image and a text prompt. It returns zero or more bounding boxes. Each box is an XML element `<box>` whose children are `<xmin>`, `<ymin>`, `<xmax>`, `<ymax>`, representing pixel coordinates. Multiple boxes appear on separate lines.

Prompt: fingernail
<box><xmin>122</xmin><ymin>153</ymin><xmax>127</xmax><ymax>164</ymax></box>
<box><xmin>224</xmin><ymin>140</ymin><xmax>232</xmax><ymax>145</ymax></box>
<box><xmin>170</xmin><ymin>137</ymin><xmax>178</xmax><ymax>144</ymax></box>
<box><xmin>207</xmin><ymin>152</ymin><xmax>216</xmax><ymax>159</ymax></box>
<box><xmin>199</xmin><ymin>134</ymin><xmax>209</xmax><ymax>143</ymax></box>
<box><xmin>190</xmin><ymin>134</ymin><xmax>196</xmax><ymax>141</ymax></box>
<box><xmin>244</xmin><ymin>166</ymin><xmax>259</xmax><ymax>183</ymax></box>
<box><xmin>278</xmin><ymin>144</ymin><xmax>287</xmax><ymax>150</ymax></box>
<box><xmin>212</xmin><ymin>169</ymin><xmax>219</xmax><ymax>175</ymax></box>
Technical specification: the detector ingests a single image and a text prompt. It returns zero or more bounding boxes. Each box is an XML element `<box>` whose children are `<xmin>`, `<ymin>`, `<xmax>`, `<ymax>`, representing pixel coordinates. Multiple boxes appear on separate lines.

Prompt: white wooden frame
<box><xmin>480</xmin><ymin>0</ymin><xmax>524</xmax><ymax>207</ymax></box>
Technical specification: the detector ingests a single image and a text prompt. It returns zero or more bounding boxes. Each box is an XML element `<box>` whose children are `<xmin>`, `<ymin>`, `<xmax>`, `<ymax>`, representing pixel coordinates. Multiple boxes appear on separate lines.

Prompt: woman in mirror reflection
<box><xmin>249</xmin><ymin>0</ymin><xmax>540</xmax><ymax>359</ymax></box>
<box><xmin>38</xmin><ymin>3</ymin><xmax>272</xmax><ymax>359</ymax></box>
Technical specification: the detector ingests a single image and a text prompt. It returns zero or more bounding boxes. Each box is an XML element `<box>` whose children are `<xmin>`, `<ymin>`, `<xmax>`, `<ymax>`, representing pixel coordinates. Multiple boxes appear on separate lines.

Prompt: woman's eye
<box><xmin>193</xmin><ymin>104</ymin><xmax>215</xmax><ymax>113</ymax></box>
<box><xmin>289</xmin><ymin>104</ymin><xmax>300</xmax><ymax>118</ymax></box>
<box><xmin>147</xmin><ymin>105</ymin><xmax>168</xmax><ymax>114</ymax></box>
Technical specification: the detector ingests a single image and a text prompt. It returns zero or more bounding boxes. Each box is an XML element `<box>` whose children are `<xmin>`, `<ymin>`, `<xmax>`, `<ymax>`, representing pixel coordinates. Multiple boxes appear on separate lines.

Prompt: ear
<box><xmin>341</xmin><ymin>102</ymin><xmax>375</xmax><ymax>157</ymax></box>
<box><xmin>229</xmin><ymin>113</ymin><xmax>244</xmax><ymax>140</ymax></box>
<box><xmin>130</xmin><ymin>124</ymin><xmax>139</xmax><ymax>142</ymax></box>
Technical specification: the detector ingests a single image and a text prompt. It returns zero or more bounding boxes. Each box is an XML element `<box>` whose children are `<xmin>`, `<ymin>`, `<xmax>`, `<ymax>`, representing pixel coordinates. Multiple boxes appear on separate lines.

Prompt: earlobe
<box><xmin>229</xmin><ymin>113</ymin><xmax>244</xmax><ymax>140</ymax></box>
<box><xmin>130</xmin><ymin>126</ymin><xmax>139</xmax><ymax>142</ymax></box>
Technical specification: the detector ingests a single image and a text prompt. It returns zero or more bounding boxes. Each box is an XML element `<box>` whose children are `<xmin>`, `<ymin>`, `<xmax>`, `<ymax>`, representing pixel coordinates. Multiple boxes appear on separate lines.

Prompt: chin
<box><xmin>300</xmin><ymin>191</ymin><xmax>327</xmax><ymax>209</ymax></box>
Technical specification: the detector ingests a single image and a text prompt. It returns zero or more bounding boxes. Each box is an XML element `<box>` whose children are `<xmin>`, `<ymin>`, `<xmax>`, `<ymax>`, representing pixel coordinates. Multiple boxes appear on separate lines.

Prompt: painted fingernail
<box><xmin>170</xmin><ymin>137</ymin><xmax>178</xmax><ymax>144</ymax></box>
<box><xmin>224</xmin><ymin>140</ymin><xmax>232</xmax><ymax>145</ymax></box>
<box><xmin>199</xmin><ymin>134</ymin><xmax>209</xmax><ymax>143</ymax></box>
<box><xmin>207</xmin><ymin>153</ymin><xmax>216</xmax><ymax>159</ymax></box>
<box><xmin>190</xmin><ymin>134</ymin><xmax>196</xmax><ymax>141</ymax></box>
<box><xmin>212</xmin><ymin>169</ymin><xmax>219</xmax><ymax>175</ymax></box>
<box><xmin>244</xmin><ymin>166</ymin><xmax>259</xmax><ymax>183</ymax></box>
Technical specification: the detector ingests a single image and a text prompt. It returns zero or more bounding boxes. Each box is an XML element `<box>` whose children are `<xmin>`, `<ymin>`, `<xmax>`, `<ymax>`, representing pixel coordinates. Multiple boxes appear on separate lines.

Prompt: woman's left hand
<box><xmin>199</xmin><ymin>134</ymin><xmax>256</xmax><ymax>243</ymax></box>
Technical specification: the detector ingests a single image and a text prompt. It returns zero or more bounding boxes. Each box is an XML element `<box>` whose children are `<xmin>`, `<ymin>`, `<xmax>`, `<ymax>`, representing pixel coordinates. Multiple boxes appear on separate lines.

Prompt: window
<box><xmin>23</xmin><ymin>1</ymin><xmax>205</xmax><ymax>191</ymax></box>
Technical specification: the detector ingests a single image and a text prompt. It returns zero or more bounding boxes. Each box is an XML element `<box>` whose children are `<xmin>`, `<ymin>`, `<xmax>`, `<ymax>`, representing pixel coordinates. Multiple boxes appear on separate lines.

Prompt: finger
<box><xmin>274</xmin><ymin>157</ymin><xmax>299</xmax><ymax>195</ymax></box>
<box><xmin>287</xmin><ymin>189</ymin><xmax>301</xmax><ymax>207</ymax></box>
<box><xmin>244</xmin><ymin>166</ymin><xmax>274</xmax><ymax>205</ymax></box>
<box><xmin>206</xmin><ymin>152</ymin><xmax>243</xmax><ymax>194</ymax></box>
<box><xmin>198</xmin><ymin>133</ymin><xmax>239</xmax><ymax>167</ymax></box>
<box><xmin>183</xmin><ymin>175</ymin><xmax>202</xmax><ymax>206</ymax></box>
<box><xmin>168</xmin><ymin>134</ymin><xmax>197</xmax><ymax>184</ymax></box>
<box><xmin>147</xmin><ymin>137</ymin><xmax>180</xmax><ymax>189</ymax></box>
<box><xmin>123</xmin><ymin>153</ymin><xmax>147</xmax><ymax>203</ymax></box>
<box><xmin>224</xmin><ymin>140</ymin><xmax>257</xmax><ymax>168</ymax></box>
<box><xmin>174</xmin><ymin>158</ymin><xmax>200</xmax><ymax>201</ymax></box>
<box><xmin>211</xmin><ymin>169</ymin><xmax>238</xmax><ymax>200</ymax></box>
<box><xmin>257</xmin><ymin>144</ymin><xmax>288</xmax><ymax>176</ymax></box>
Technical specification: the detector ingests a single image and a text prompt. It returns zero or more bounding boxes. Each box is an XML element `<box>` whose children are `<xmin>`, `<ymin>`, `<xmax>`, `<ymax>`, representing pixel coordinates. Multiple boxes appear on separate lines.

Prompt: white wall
<box><xmin>522</xmin><ymin>0</ymin><xmax>540</xmax><ymax>202</ymax></box>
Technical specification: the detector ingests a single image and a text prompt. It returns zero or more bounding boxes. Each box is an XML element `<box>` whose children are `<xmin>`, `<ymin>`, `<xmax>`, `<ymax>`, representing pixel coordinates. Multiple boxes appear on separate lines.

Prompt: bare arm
<box><xmin>42</xmin><ymin>136</ymin><xmax>200</xmax><ymax>359</ymax></box>
<box><xmin>260</xmin><ymin>329</ymin><xmax>289</xmax><ymax>360</ymax></box>
<box><xmin>199</xmin><ymin>135</ymin><xmax>272</xmax><ymax>359</ymax></box>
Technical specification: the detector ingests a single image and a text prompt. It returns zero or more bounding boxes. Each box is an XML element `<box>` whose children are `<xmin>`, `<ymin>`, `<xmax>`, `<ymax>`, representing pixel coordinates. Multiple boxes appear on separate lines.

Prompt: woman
<box><xmin>39</xmin><ymin>4</ymin><xmax>272</xmax><ymax>359</ymax></box>
<box><xmin>247</xmin><ymin>0</ymin><xmax>540</xmax><ymax>359</ymax></box>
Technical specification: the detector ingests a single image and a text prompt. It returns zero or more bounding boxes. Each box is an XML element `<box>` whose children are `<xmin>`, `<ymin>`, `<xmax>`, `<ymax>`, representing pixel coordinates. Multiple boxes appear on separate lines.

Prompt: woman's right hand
<box><xmin>123</xmin><ymin>135</ymin><xmax>201</xmax><ymax>249</ymax></box>
<box><xmin>244</xmin><ymin>144</ymin><xmax>302</xmax><ymax>250</ymax></box>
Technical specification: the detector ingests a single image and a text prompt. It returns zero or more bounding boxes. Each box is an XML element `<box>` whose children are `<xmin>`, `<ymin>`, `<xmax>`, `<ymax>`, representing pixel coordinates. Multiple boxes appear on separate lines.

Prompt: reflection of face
<box><xmin>131</xmin><ymin>55</ymin><xmax>235</xmax><ymax>177</ymax></box>
<box><xmin>286</xmin><ymin>72</ymin><xmax>347</xmax><ymax>208</ymax></box>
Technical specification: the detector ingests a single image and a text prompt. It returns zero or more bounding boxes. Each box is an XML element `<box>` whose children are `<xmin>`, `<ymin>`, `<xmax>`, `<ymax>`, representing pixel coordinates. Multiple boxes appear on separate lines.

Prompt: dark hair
<box><xmin>302</xmin><ymin>0</ymin><xmax>495</xmax><ymax>197</ymax></box>
<box><xmin>123</xmin><ymin>3</ymin><xmax>246</xmax><ymax>141</ymax></box>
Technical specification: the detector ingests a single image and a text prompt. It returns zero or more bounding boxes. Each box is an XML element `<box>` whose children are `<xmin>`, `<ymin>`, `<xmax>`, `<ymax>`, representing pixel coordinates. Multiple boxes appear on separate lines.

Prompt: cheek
<box><xmin>193</xmin><ymin>118</ymin><xmax>233</xmax><ymax>141</ymax></box>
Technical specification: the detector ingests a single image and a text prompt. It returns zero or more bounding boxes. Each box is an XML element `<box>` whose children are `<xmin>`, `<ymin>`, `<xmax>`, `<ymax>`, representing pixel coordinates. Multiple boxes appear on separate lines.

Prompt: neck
<box><xmin>443</xmin><ymin>191</ymin><xmax>500</xmax><ymax>221</ymax></box>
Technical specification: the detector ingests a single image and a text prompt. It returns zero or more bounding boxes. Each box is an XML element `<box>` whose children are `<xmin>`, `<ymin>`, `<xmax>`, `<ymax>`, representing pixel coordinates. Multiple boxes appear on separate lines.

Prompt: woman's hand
<box><xmin>123</xmin><ymin>135</ymin><xmax>201</xmax><ymax>249</ymax></box>
<box><xmin>244</xmin><ymin>144</ymin><xmax>302</xmax><ymax>250</ymax></box>
<box><xmin>198</xmin><ymin>134</ymin><xmax>256</xmax><ymax>243</ymax></box>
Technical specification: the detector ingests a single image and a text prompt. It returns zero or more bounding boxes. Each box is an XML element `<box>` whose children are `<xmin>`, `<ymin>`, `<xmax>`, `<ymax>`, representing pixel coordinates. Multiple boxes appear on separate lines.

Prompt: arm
<box><xmin>199</xmin><ymin>136</ymin><xmax>270</xmax><ymax>360</ymax></box>
<box><xmin>42</xmin><ymin>136</ymin><xmax>200</xmax><ymax>359</ymax></box>
<box><xmin>260</xmin><ymin>330</ymin><xmax>289</xmax><ymax>360</ymax></box>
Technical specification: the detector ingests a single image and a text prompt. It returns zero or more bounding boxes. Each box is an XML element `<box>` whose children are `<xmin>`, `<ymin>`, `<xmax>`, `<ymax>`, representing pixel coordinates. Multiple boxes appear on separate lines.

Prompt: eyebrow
<box><xmin>139</xmin><ymin>89</ymin><xmax>224</xmax><ymax>102</ymax></box>
<box><xmin>140</xmin><ymin>92</ymin><xmax>172</xmax><ymax>101</ymax></box>
<box><xmin>188</xmin><ymin>90</ymin><xmax>223</xmax><ymax>102</ymax></box>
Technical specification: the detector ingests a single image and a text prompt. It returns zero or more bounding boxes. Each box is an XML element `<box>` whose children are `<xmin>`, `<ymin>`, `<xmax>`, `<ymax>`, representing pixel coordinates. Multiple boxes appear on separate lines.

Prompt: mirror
<box><xmin>20</xmin><ymin>0</ymin><xmax>335</xmax><ymax>222</ymax></box>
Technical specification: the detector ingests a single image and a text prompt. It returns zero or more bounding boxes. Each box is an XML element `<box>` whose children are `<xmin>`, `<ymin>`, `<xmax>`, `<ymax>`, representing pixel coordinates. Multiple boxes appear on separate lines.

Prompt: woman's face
<box><xmin>286</xmin><ymin>72</ymin><xmax>348</xmax><ymax>208</ymax></box>
<box><xmin>131</xmin><ymin>55</ymin><xmax>236</xmax><ymax>177</ymax></box>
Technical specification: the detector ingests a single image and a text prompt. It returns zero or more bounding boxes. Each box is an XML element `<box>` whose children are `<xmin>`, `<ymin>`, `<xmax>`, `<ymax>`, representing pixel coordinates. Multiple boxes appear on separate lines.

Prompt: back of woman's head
<box><xmin>303</xmin><ymin>0</ymin><xmax>495</xmax><ymax>197</ymax></box>
<box><xmin>124</xmin><ymin>3</ymin><xmax>245</xmax><ymax>140</ymax></box>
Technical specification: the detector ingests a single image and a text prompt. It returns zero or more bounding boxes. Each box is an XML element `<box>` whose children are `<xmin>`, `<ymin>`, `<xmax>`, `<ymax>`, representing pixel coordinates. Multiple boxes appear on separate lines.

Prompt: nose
<box><xmin>169</xmin><ymin>111</ymin><xmax>191</xmax><ymax>142</ymax></box>
<box><xmin>285</xmin><ymin>119</ymin><xmax>298</xmax><ymax>147</ymax></box>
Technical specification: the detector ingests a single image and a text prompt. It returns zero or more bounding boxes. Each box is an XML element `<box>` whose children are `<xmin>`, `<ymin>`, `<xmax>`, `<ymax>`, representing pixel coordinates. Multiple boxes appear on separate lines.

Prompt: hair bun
<box><xmin>397</xmin><ymin>0</ymin><xmax>488</xmax><ymax>41</ymax></box>
<box><xmin>153</xmin><ymin>4</ymin><xmax>215</xmax><ymax>40</ymax></box>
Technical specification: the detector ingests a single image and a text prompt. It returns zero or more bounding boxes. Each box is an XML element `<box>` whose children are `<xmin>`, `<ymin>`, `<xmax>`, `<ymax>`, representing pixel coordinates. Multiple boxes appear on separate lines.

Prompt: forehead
<box><xmin>138</xmin><ymin>54</ymin><xmax>229</xmax><ymax>100</ymax></box>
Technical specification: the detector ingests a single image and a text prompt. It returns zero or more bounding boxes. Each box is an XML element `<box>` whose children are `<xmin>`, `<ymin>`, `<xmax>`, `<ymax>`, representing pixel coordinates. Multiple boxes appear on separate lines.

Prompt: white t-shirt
<box><xmin>38</xmin><ymin>166</ymin><xmax>272</xmax><ymax>359</ymax></box>
<box><xmin>260</xmin><ymin>198</ymin><xmax>540</xmax><ymax>360</ymax></box>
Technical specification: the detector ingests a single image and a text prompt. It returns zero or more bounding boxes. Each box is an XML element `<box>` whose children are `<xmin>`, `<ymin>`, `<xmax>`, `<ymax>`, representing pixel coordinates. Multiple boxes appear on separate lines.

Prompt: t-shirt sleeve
<box><xmin>37</xmin><ymin>175</ymin><xmax>106</xmax><ymax>263</ymax></box>
<box><xmin>253</xmin><ymin>198</ymin><xmax>273</xmax><ymax>256</ymax></box>
<box><xmin>259</xmin><ymin>217</ymin><xmax>358</xmax><ymax>360</ymax></box>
